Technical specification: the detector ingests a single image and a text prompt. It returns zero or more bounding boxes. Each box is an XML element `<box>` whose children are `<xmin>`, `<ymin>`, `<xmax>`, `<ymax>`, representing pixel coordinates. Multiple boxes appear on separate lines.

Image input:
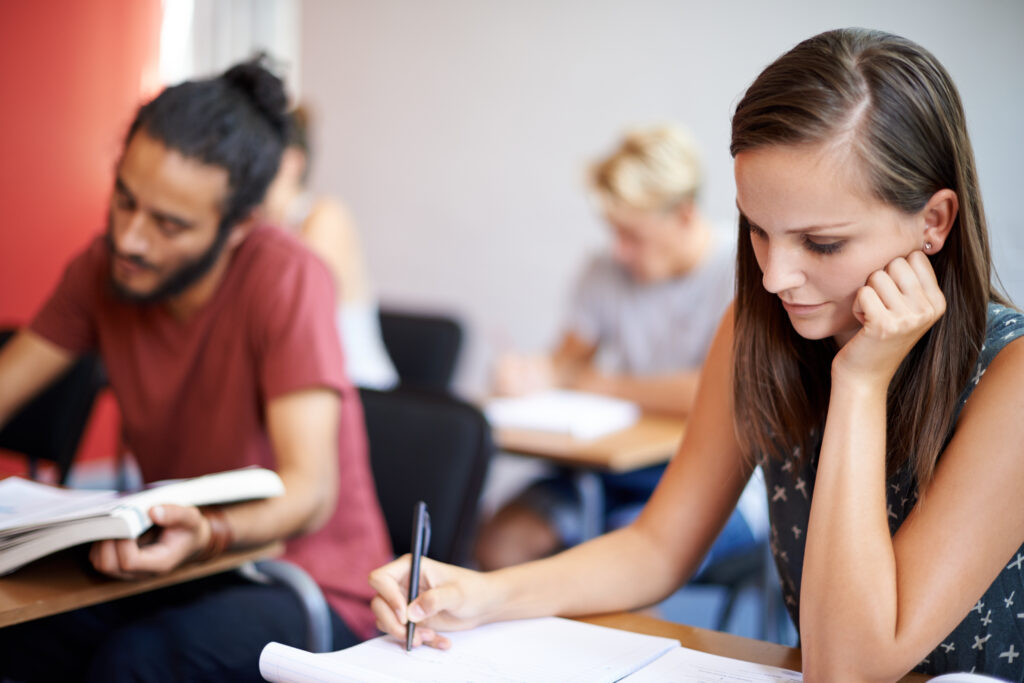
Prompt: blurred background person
<box><xmin>476</xmin><ymin>124</ymin><xmax>767</xmax><ymax>572</ymax></box>
<box><xmin>261</xmin><ymin>106</ymin><xmax>397</xmax><ymax>389</ymax></box>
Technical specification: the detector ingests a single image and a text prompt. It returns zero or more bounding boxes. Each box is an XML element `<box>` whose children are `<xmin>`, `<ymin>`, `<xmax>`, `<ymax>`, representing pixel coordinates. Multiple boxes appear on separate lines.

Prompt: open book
<box><xmin>485</xmin><ymin>389</ymin><xmax>641</xmax><ymax>440</ymax></box>
<box><xmin>0</xmin><ymin>467</ymin><xmax>284</xmax><ymax>576</ymax></box>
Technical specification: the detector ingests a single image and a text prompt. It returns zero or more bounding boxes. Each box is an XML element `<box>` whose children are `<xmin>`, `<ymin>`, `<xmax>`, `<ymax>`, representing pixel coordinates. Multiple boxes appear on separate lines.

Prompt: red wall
<box><xmin>0</xmin><ymin>1</ymin><xmax>162</xmax><ymax>470</ymax></box>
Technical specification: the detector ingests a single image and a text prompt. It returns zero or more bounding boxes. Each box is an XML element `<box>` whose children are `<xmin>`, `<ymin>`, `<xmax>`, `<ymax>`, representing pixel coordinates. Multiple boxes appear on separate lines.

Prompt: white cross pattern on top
<box><xmin>981</xmin><ymin>610</ymin><xmax>993</xmax><ymax>627</ymax></box>
<box><xmin>1001</xmin><ymin>645</ymin><xmax>1020</xmax><ymax>664</ymax></box>
<box><xmin>973</xmin><ymin>600</ymin><xmax>985</xmax><ymax>614</ymax></box>
<box><xmin>972</xmin><ymin>634</ymin><xmax>992</xmax><ymax>651</ymax></box>
<box><xmin>1006</xmin><ymin>591</ymin><xmax>1015</xmax><ymax>609</ymax></box>
<box><xmin>940</xmin><ymin>642</ymin><xmax>956</xmax><ymax>653</ymax></box>
<box><xmin>772</xmin><ymin>486</ymin><xmax>787</xmax><ymax>502</ymax></box>
<box><xmin>1008</xmin><ymin>553</ymin><xmax>1024</xmax><ymax>571</ymax></box>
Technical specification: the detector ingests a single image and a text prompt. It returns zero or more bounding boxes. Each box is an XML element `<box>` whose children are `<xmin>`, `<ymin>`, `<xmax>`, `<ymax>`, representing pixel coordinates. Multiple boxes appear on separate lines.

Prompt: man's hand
<box><xmin>89</xmin><ymin>504</ymin><xmax>211</xmax><ymax>580</ymax></box>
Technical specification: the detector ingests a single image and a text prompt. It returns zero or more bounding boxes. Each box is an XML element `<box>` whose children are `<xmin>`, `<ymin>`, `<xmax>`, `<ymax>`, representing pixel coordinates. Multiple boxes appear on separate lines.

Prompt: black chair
<box><xmin>360</xmin><ymin>386</ymin><xmax>493</xmax><ymax>565</ymax></box>
<box><xmin>0</xmin><ymin>329</ymin><xmax>106</xmax><ymax>485</ymax></box>
<box><xmin>378</xmin><ymin>309</ymin><xmax>463</xmax><ymax>392</ymax></box>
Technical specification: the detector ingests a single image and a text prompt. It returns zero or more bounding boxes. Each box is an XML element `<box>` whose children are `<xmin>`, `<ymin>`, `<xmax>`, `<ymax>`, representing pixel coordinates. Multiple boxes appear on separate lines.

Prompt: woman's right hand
<box><xmin>368</xmin><ymin>554</ymin><xmax>498</xmax><ymax>649</ymax></box>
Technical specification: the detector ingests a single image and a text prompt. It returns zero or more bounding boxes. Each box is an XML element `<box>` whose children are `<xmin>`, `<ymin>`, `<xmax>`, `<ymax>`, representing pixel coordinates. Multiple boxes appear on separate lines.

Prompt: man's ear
<box><xmin>672</xmin><ymin>199</ymin><xmax>697</xmax><ymax>229</ymax></box>
<box><xmin>921</xmin><ymin>188</ymin><xmax>958</xmax><ymax>254</ymax></box>
<box><xmin>224</xmin><ymin>215</ymin><xmax>258</xmax><ymax>251</ymax></box>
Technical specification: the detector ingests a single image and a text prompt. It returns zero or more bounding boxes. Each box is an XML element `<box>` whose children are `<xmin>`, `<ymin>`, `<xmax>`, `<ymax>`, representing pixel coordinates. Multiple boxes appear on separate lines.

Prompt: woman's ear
<box><xmin>921</xmin><ymin>188</ymin><xmax>958</xmax><ymax>254</ymax></box>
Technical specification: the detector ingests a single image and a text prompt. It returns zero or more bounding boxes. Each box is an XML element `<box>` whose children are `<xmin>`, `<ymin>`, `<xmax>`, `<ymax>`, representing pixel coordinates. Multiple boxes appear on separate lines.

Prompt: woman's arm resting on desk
<box><xmin>90</xmin><ymin>387</ymin><xmax>340</xmax><ymax>578</ymax></box>
<box><xmin>371</xmin><ymin>306</ymin><xmax>750</xmax><ymax>648</ymax></box>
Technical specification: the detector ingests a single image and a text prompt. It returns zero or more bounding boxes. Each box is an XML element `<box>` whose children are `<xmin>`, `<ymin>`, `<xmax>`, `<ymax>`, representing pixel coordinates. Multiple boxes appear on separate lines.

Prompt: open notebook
<box><xmin>259</xmin><ymin>616</ymin><xmax>1008</xmax><ymax>682</ymax></box>
<box><xmin>484</xmin><ymin>390</ymin><xmax>640</xmax><ymax>440</ymax></box>
<box><xmin>258</xmin><ymin>617</ymin><xmax>804</xmax><ymax>683</ymax></box>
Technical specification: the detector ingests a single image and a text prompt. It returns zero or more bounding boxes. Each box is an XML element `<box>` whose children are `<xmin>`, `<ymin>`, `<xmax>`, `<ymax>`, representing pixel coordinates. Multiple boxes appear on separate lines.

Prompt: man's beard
<box><xmin>105</xmin><ymin>217</ymin><xmax>232</xmax><ymax>304</ymax></box>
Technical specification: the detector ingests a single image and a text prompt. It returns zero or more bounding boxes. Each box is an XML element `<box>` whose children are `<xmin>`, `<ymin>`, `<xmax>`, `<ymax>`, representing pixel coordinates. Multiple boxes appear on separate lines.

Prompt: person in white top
<box><xmin>261</xmin><ymin>107</ymin><xmax>397</xmax><ymax>390</ymax></box>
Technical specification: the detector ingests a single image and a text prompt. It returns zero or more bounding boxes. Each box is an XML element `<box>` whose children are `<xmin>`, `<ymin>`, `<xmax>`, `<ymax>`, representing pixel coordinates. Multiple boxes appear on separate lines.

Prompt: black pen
<box><xmin>406</xmin><ymin>501</ymin><xmax>431</xmax><ymax>651</ymax></box>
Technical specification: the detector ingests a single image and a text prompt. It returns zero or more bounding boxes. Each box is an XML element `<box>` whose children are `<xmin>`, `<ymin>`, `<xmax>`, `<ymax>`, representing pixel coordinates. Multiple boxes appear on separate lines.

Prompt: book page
<box><xmin>485</xmin><ymin>390</ymin><xmax>640</xmax><ymax>440</ymax></box>
<box><xmin>0</xmin><ymin>478</ymin><xmax>118</xmax><ymax>534</ymax></box>
<box><xmin>260</xmin><ymin>617</ymin><xmax>678</xmax><ymax>683</ymax></box>
<box><xmin>621</xmin><ymin>645</ymin><xmax>803</xmax><ymax>682</ymax></box>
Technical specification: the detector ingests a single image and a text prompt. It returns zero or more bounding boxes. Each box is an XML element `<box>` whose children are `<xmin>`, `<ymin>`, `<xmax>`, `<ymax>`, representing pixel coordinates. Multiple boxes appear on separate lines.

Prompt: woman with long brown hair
<box><xmin>368</xmin><ymin>28</ymin><xmax>1024</xmax><ymax>680</ymax></box>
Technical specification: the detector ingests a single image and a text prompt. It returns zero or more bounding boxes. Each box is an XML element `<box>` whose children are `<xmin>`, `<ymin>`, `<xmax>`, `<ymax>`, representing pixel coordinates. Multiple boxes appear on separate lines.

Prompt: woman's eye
<box><xmin>803</xmin><ymin>237</ymin><xmax>844</xmax><ymax>255</ymax></box>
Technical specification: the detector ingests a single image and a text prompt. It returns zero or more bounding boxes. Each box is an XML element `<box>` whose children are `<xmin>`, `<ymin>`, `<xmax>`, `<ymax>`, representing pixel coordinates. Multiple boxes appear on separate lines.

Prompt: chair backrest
<box><xmin>360</xmin><ymin>387</ymin><xmax>492</xmax><ymax>565</ymax></box>
<box><xmin>378</xmin><ymin>309</ymin><xmax>463</xmax><ymax>392</ymax></box>
<box><xmin>0</xmin><ymin>329</ymin><xmax>106</xmax><ymax>485</ymax></box>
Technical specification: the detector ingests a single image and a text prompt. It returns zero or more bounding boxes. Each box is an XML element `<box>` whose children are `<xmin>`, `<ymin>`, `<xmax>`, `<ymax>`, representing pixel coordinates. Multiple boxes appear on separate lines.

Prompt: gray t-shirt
<box><xmin>565</xmin><ymin>229</ymin><xmax>735</xmax><ymax>375</ymax></box>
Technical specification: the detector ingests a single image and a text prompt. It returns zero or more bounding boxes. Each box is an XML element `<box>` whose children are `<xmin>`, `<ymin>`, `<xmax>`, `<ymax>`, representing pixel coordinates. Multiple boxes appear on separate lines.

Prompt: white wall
<box><xmin>299</xmin><ymin>0</ymin><xmax>1024</xmax><ymax>393</ymax></box>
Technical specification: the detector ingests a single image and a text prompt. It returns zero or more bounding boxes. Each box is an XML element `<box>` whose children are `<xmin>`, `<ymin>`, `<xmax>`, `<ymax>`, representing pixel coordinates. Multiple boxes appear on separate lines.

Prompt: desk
<box><xmin>0</xmin><ymin>544</ymin><xmax>281</xmax><ymax>628</ymax></box>
<box><xmin>578</xmin><ymin>612</ymin><xmax>931</xmax><ymax>682</ymax></box>
<box><xmin>496</xmin><ymin>414</ymin><xmax>685</xmax><ymax>539</ymax></box>
<box><xmin>495</xmin><ymin>413</ymin><xmax>685</xmax><ymax>472</ymax></box>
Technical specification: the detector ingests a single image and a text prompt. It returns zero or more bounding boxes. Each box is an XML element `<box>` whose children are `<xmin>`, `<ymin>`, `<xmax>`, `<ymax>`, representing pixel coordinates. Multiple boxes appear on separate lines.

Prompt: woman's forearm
<box><xmin>486</xmin><ymin>523</ymin><xmax>684</xmax><ymax>623</ymax></box>
<box><xmin>801</xmin><ymin>376</ymin><xmax>899</xmax><ymax>679</ymax></box>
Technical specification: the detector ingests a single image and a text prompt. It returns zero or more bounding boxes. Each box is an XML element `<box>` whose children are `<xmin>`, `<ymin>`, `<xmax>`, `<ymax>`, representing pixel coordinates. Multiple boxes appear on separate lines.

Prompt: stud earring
<box><xmin>925</xmin><ymin>241</ymin><xmax>933</xmax><ymax>252</ymax></box>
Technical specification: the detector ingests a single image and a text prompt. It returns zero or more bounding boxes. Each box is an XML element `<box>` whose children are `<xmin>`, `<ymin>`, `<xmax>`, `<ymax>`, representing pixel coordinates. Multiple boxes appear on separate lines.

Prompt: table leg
<box><xmin>573</xmin><ymin>470</ymin><xmax>605</xmax><ymax>542</ymax></box>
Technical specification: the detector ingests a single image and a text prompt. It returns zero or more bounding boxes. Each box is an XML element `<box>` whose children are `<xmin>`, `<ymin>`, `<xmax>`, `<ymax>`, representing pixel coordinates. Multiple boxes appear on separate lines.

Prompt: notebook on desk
<box><xmin>484</xmin><ymin>390</ymin><xmax>640</xmax><ymax>440</ymax></box>
<box><xmin>259</xmin><ymin>616</ymin><xmax>806</xmax><ymax>683</ymax></box>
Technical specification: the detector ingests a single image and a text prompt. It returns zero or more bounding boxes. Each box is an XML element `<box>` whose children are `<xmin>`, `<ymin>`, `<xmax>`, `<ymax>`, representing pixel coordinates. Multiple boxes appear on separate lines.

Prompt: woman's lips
<box><xmin>781</xmin><ymin>300</ymin><xmax>826</xmax><ymax>316</ymax></box>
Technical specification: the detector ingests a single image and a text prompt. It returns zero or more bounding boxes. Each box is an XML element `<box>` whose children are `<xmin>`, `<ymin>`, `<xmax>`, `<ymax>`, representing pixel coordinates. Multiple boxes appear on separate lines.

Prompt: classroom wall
<box><xmin>0</xmin><ymin>0</ymin><xmax>162</xmax><ymax>468</ymax></box>
<box><xmin>300</xmin><ymin>0</ymin><xmax>1024</xmax><ymax>393</ymax></box>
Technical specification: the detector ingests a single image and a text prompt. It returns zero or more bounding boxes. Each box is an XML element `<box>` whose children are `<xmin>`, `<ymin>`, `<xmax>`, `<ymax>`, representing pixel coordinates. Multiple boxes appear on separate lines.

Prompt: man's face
<box><xmin>604</xmin><ymin>203</ymin><xmax>687</xmax><ymax>283</ymax></box>
<box><xmin>107</xmin><ymin>131</ymin><xmax>231</xmax><ymax>303</ymax></box>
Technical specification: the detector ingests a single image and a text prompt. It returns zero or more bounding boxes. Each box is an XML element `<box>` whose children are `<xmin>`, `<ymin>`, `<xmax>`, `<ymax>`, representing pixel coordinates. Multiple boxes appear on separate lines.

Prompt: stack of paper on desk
<box><xmin>0</xmin><ymin>467</ymin><xmax>284</xmax><ymax>575</ymax></box>
<box><xmin>484</xmin><ymin>390</ymin><xmax>641</xmax><ymax>440</ymax></box>
<box><xmin>260</xmin><ymin>617</ymin><xmax>677</xmax><ymax>683</ymax></box>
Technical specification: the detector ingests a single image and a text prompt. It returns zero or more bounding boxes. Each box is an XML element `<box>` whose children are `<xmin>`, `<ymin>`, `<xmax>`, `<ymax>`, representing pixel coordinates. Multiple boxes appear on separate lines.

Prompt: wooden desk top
<box><xmin>578</xmin><ymin>612</ymin><xmax>931</xmax><ymax>682</ymax></box>
<box><xmin>0</xmin><ymin>543</ymin><xmax>281</xmax><ymax>628</ymax></box>
<box><xmin>495</xmin><ymin>413</ymin><xmax>685</xmax><ymax>472</ymax></box>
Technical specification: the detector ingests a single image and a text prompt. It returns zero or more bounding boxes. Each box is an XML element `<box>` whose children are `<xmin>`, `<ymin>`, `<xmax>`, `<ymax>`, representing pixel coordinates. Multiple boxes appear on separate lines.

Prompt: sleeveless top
<box><xmin>761</xmin><ymin>302</ymin><xmax>1024</xmax><ymax>679</ymax></box>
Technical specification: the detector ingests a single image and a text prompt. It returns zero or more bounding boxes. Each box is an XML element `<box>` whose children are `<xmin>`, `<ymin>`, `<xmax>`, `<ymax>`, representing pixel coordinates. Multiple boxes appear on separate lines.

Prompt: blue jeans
<box><xmin>518</xmin><ymin>464</ymin><xmax>757</xmax><ymax>579</ymax></box>
<box><xmin>0</xmin><ymin>569</ymin><xmax>358</xmax><ymax>682</ymax></box>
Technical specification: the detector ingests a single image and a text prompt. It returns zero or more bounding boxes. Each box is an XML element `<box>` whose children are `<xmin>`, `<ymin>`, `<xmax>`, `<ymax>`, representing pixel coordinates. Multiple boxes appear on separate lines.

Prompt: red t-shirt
<box><xmin>31</xmin><ymin>226</ymin><xmax>392</xmax><ymax>639</ymax></box>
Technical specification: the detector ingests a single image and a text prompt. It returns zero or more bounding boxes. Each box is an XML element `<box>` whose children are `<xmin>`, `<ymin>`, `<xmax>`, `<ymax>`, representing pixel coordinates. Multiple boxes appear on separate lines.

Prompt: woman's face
<box><xmin>734</xmin><ymin>143</ymin><xmax>925</xmax><ymax>347</ymax></box>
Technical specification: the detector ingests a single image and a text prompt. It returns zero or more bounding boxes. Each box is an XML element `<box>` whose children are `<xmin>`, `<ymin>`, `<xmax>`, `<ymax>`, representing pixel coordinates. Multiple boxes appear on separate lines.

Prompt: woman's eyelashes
<box><xmin>747</xmin><ymin>223</ymin><xmax>845</xmax><ymax>256</ymax></box>
<box><xmin>801</xmin><ymin>235</ymin><xmax>845</xmax><ymax>255</ymax></box>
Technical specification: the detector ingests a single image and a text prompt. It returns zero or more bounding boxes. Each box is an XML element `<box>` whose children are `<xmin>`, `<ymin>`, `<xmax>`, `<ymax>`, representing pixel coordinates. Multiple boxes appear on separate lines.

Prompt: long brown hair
<box><xmin>731</xmin><ymin>28</ymin><xmax>1004</xmax><ymax>487</ymax></box>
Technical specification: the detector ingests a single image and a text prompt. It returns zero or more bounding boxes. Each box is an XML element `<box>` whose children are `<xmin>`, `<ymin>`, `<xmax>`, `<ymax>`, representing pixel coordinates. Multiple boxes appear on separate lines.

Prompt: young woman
<box><xmin>369</xmin><ymin>28</ymin><xmax>1024</xmax><ymax>681</ymax></box>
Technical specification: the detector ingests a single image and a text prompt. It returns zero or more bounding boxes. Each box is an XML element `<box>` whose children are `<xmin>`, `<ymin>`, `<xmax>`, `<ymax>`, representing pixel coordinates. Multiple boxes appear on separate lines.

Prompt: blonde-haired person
<box><xmin>372</xmin><ymin>28</ymin><xmax>1024</xmax><ymax>682</ymax></box>
<box><xmin>261</xmin><ymin>107</ymin><xmax>397</xmax><ymax>389</ymax></box>
<box><xmin>477</xmin><ymin>123</ymin><xmax>762</xmax><ymax>573</ymax></box>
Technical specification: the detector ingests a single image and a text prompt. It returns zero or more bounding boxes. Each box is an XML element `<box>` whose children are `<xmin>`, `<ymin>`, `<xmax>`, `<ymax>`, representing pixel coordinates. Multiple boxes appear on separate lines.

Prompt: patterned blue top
<box><xmin>762</xmin><ymin>302</ymin><xmax>1024</xmax><ymax>679</ymax></box>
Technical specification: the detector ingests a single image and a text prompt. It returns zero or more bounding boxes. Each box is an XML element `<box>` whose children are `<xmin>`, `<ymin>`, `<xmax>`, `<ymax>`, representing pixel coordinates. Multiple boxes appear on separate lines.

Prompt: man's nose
<box><xmin>115</xmin><ymin>210</ymin><xmax>150</xmax><ymax>255</ymax></box>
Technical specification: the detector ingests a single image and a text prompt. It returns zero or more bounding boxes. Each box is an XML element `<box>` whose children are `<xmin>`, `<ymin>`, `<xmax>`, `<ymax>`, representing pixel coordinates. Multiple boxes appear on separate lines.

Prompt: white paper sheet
<box><xmin>484</xmin><ymin>390</ymin><xmax>640</xmax><ymax>440</ymax></box>
<box><xmin>621</xmin><ymin>645</ymin><xmax>803</xmax><ymax>682</ymax></box>
<box><xmin>260</xmin><ymin>617</ymin><xmax>678</xmax><ymax>683</ymax></box>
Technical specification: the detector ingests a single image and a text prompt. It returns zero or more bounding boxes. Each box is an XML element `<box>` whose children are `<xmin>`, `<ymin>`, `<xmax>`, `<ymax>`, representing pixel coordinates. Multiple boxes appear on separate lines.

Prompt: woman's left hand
<box><xmin>832</xmin><ymin>250</ymin><xmax>946</xmax><ymax>387</ymax></box>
